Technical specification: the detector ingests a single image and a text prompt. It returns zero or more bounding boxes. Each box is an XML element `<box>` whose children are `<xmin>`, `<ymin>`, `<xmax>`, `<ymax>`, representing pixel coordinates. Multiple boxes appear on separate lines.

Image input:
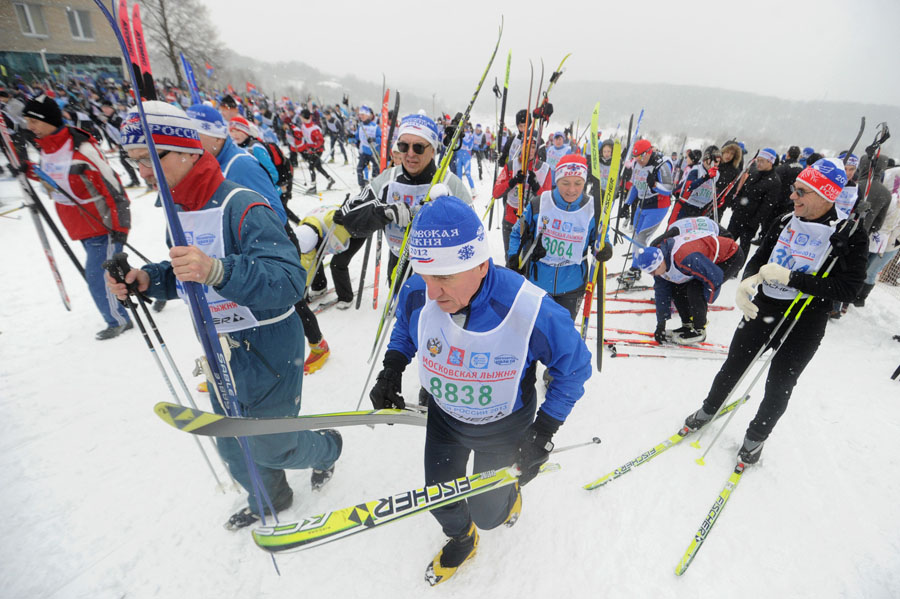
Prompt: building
<box><xmin>1</xmin><ymin>0</ymin><xmax>124</xmax><ymax>82</ymax></box>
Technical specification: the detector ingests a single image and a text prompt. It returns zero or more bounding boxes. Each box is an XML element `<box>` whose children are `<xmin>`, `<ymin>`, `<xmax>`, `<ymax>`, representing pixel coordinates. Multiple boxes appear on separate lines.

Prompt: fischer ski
<box><xmin>674</xmin><ymin>462</ymin><xmax>745</xmax><ymax>576</ymax></box>
<box><xmin>252</xmin><ymin>462</ymin><xmax>559</xmax><ymax>554</ymax></box>
<box><xmin>154</xmin><ymin>402</ymin><xmax>426</xmax><ymax>437</ymax></box>
<box><xmin>583</xmin><ymin>397</ymin><xmax>746</xmax><ymax>490</ymax></box>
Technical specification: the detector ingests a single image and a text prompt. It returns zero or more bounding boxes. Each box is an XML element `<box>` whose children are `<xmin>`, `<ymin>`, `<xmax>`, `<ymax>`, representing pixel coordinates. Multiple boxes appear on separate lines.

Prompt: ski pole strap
<box><xmin>102</xmin><ymin>251</ymin><xmax>155</xmax><ymax>306</ymax></box>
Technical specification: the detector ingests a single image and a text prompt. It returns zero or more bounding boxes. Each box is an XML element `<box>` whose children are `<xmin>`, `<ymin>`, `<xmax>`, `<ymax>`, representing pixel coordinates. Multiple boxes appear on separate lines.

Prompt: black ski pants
<box><xmin>311</xmin><ymin>236</ymin><xmax>367</xmax><ymax>302</ymax></box>
<box><xmin>701</xmin><ymin>301</ymin><xmax>828</xmax><ymax>443</ymax></box>
<box><xmin>302</xmin><ymin>152</ymin><xmax>332</xmax><ymax>185</ymax></box>
<box><xmin>671</xmin><ymin>248</ymin><xmax>744</xmax><ymax>328</ymax></box>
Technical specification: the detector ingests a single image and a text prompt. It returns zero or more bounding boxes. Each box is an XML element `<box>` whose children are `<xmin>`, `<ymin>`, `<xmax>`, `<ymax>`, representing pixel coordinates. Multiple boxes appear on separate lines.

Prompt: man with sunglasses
<box><xmin>23</xmin><ymin>94</ymin><xmax>132</xmax><ymax>340</ymax></box>
<box><xmin>337</xmin><ymin>113</ymin><xmax>472</xmax><ymax>282</ymax></box>
<box><xmin>682</xmin><ymin>158</ymin><xmax>867</xmax><ymax>464</ymax></box>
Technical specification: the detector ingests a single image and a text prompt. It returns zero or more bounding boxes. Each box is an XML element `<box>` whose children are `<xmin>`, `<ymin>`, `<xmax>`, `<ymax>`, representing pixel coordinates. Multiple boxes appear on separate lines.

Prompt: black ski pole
<box><xmin>355</xmin><ymin>234</ymin><xmax>372</xmax><ymax>310</ymax></box>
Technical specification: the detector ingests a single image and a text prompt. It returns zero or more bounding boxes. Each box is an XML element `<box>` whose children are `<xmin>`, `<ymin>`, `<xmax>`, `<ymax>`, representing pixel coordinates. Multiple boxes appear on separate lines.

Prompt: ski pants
<box><xmin>311</xmin><ymin>236</ymin><xmax>367</xmax><ymax>302</ymax></box>
<box><xmin>726</xmin><ymin>208</ymin><xmax>761</xmax><ymax>261</ymax></box>
<box><xmin>455</xmin><ymin>150</ymin><xmax>475</xmax><ymax>188</ymax></box>
<box><xmin>865</xmin><ymin>248</ymin><xmax>899</xmax><ymax>285</ymax></box>
<box><xmin>328</xmin><ymin>135</ymin><xmax>348</xmax><ymax>162</ymax></box>
<box><xmin>356</xmin><ymin>152</ymin><xmax>380</xmax><ymax>187</ymax></box>
<box><xmin>473</xmin><ymin>149</ymin><xmax>484</xmax><ymax>179</ymax></box>
<box><xmin>302</xmin><ymin>152</ymin><xmax>332</xmax><ymax>185</ymax></box>
<box><xmin>209</xmin><ymin>322</ymin><xmax>342</xmax><ymax>515</ymax></box>
<box><xmin>550</xmin><ymin>286</ymin><xmax>586</xmax><ymax>321</ymax></box>
<box><xmin>82</xmin><ymin>234</ymin><xmax>130</xmax><ymax>327</ymax></box>
<box><xmin>424</xmin><ymin>398</ymin><xmax>527</xmax><ymax>538</ymax></box>
<box><xmin>701</xmin><ymin>301</ymin><xmax>827</xmax><ymax>443</ymax></box>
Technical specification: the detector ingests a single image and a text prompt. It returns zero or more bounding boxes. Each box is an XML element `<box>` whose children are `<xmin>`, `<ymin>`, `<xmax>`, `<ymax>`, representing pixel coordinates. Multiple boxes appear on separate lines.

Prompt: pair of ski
<box><xmin>583</xmin><ymin>396</ymin><xmax>748</xmax><ymax>575</ymax></box>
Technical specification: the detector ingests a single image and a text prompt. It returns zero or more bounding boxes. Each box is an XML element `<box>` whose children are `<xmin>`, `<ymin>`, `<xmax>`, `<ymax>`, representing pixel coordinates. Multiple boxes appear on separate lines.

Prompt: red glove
<box><xmin>707</xmin><ymin>166</ymin><xmax>718</xmax><ymax>178</ymax></box>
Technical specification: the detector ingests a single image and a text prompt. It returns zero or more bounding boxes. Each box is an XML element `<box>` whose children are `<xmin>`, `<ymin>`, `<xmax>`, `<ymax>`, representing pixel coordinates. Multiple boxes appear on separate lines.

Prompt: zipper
<box><xmin>243</xmin><ymin>338</ymin><xmax>281</xmax><ymax>379</ymax></box>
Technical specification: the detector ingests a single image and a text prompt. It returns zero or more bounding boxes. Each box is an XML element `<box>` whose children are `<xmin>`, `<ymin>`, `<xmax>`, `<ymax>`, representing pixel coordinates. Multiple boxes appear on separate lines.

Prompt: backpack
<box><xmin>264</xmin><ymin>141</ymin><xmax>293</xmax><ymax>187</ymax></box>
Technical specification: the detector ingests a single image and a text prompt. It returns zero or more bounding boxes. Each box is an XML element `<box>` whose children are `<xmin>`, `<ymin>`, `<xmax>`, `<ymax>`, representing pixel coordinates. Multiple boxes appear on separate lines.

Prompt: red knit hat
<box><xmin>632</xmin><ymin>139</ymin><xmax>652</xmax><ymax>156</ymax></box>
<box><xmin>228</xmin><ymin>115</ymin><xmax>252</xmax><ymax>137</ymax></box>
<box><xmin>555</xmin><ymin>154</ymin><xmax>588</xmax><ymax>181</ymax></box>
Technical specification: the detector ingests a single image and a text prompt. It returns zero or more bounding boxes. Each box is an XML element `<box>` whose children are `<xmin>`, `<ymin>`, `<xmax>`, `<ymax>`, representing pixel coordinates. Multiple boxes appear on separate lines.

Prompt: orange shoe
<box><xmin>304</xmin><ymin>339</ymin><xmax>330</xmax><ymax>375</ymax></box>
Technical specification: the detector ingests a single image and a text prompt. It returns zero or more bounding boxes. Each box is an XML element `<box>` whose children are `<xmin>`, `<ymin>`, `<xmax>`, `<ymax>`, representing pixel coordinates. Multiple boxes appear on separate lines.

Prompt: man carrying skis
<box><xmin>109</xmin><ymin>101</ymin><xmax>342</xmax><ymax>528</ymax></box>
<box><xmin>368</xmin><ymin>195</ymin><xmax>591</xmax><ymax>585</ymax></box>
<box><xmin>23</xmin><ymin>94</ymin><xmax>133</xmax><ymax>340</ymax></box>
<box><xmin>492</xmin><ymin>129</ymin><xmax>552</xmax><ymax>253</ymax></box>
<box><xmin>682</xmin><ymin>158</ymin><xmax>867</xmax><ymax>463</ymax></box>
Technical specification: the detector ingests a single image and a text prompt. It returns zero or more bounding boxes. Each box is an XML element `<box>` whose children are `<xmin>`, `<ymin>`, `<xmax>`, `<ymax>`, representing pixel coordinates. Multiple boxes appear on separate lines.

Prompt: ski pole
<box><xmin>355</xmin><ymin>234</ymin><xmax>373</xmax><ymax>309</ymax></box>
<box><xmin>103</xmin><ymin>253</ymin><xmax>234</xmax><ymax>491</ymax></box>
<box><xmin>551</xmin><ymin>437</ymin><xmax>602</xmax><ymax>455</ymax></box>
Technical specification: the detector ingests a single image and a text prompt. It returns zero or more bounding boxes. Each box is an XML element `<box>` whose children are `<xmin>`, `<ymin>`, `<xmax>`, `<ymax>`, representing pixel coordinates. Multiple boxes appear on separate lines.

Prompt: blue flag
<box><xmin>179</xmin><ymin>53</ymin><xmax>202</xmax><ymax>105</ymax></box>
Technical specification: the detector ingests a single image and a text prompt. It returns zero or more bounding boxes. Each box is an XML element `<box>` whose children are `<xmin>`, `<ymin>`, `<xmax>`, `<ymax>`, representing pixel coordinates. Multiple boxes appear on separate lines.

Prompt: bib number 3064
<box><xmin>429</xmin><ymin>377</ymin><xmax>492</xmax><ymax>406</ymax></box>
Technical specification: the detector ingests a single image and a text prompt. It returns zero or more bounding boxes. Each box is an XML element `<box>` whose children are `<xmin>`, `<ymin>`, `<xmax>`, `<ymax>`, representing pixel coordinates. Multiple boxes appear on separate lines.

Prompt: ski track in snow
<box><xmin>1</xmin><ymin>154</ymin><xmax>899</xmax><ymax>599</ymax></box>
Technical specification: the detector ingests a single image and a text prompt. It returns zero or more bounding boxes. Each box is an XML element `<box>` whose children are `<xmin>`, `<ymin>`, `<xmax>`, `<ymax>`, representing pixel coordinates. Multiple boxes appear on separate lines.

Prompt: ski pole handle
<box><xmin>551</xmin><ymin>437</ymin><xmax>602</xmax><ymax>455</ymax></box>
<box><xmin>103</xmin><ymin>252</ymin><xmax>153</xmax><ymax>304</ymax></box>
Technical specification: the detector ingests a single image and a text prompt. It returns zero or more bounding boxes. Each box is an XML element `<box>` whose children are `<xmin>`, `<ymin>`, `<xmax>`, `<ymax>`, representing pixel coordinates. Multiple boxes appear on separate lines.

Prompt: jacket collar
<box><xmin>171</xmin><ymin>151</ymin><xmax>224</xmax><ymax>211</ymax></box>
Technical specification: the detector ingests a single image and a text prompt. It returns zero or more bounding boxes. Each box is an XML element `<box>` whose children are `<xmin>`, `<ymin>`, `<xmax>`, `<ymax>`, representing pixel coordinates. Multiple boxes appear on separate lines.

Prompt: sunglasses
<box><xmin>396</xmin><ymin>141</ymin><xmax>428</xmax><ymax>155</ymax></box>
<box><xmin>126</xmin><ymin>150</ymin><xmax>170</xmax><ymax>169</ymax></box>
<box><xmin>790</xmin><ymin>185</ymin><xmax>815</xmax><ymax>198</ymax></box>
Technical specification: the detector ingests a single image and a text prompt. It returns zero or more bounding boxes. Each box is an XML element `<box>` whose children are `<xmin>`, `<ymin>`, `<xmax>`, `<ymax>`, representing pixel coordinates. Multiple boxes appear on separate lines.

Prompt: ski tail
<box><xmin>130</xmin><ymin>3</ymin><xmax>156</xmax><ymax>100</ymax></box>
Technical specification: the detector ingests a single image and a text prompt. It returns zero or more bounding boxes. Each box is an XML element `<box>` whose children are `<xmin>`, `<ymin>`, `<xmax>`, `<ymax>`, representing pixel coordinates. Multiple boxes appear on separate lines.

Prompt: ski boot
<box><xmin>95</xmin><ymin>321</ymin><xmax>133</xmax><ymax>340</ymax></box>
<box><xmin>304</xmin><ymin>338</ymin><xmax>330</xmax><ymax>374</ymax></box>
<box><xmin>673</xmin><ymin>325</ymin><xmax>707</xmax><ymax>345</ymax></box>
<box><xmin>425</xmin><ymin>522</ymin><xmax>479</xmax><ymax>586</ymax></box>
<box><xmin>326</xmin><ymin>178</ymin><xmax>335</xmax><ymax>191</ymax></box>
<box><xmin>684</xmin><ymin>407</ymin><xmax>714</xmax><ymax>433</ymax></box>
<box><xmin>224</xmin><ymin>507</ymin><xmax>259</xmax><ymax>531</ymax></box>
<box><xmin>311</xmin><ymin>429</ymin><xmax>342</xmax><ymax>491</ymax></box>
<box><xmin>503</xmin><ymin>485</ymin><xmax>522</xmax><ymax>528</ymax></box>
<box><xmin>738</xmin><ymin>435</ymin><xmax>764</xmax><ymax>465</ymax></box>
<box><xmin>616</xmin><ymin>268</ymin><xmax>642</xmax><ymax>289</ymax></box>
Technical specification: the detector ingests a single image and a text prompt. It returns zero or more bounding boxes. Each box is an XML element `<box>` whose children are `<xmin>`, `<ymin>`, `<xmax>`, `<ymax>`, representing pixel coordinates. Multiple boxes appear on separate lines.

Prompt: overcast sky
<box><xmin>201</xmin><ymin>0</ymin><xmax>900</xmax><ymax>107</ymax></box>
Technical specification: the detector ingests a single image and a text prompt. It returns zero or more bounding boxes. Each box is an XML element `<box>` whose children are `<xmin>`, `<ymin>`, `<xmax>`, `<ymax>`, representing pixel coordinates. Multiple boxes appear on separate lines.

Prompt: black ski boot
<box><xmin>684</xmin><ymin>407</ymin><xmax>714</xmax><ymax>433</ymax></box>
<box><xmin>311</xmin><ymin>429</ymin><xmax>342</xmax><ymax>491</ymax></box>
<box><xmin>224</xmin><ymin>507</ymin><xmax>260</xmax><ymax>531</ymax></box>
<box><xmin>738</xmin><ymin>435</ymin><xmax>765</xmax><ymax>465</ymax></box>
<box><xmin>95</xmin><ymin>321</ymin><xmax>133</xmax><ymax>340</ymax></box>
<box><xmin>326</xmin><ymin>178</ymin><xmax>335</xmax><ymax>191</ymax></box>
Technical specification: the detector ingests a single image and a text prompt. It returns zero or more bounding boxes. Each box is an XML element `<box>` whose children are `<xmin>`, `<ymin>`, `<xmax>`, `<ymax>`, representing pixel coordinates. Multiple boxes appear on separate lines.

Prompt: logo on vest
<box><xmin>447</xmin><ymin>346</ymin><xmax>465</xmax><ymax>367</ymax></box>
<box><xmin>493</xmin><ymin>354</ymin><xmax>517</xmax><ymax>366</ymax></box>
<box><xmin>562</xmin><ymin>222</ymin><xmax>572</xmax><ymax>233</ymax></box>
<box><xmin>468</xmin><ymin>352</ymin><xmax>490</xmax><ymax>369</ymax></box>
<box><xmin>196</xmin><ymin>233</ymin><xmax>215</xmax><ymax>246</ymax></box>
<box><xmin>426</xmin><ymin>337</ymin><xmax>443</xmax><ymax>356</ymax></box>
<box><xmin>552</xmin><ymin>219</ymin><xmax>561</xmax><ymax>230</ymax></box>
<box><xmin>796</xmin><ymin>233</ymin><xmax>810</xmax><ymax>246</ymax></box>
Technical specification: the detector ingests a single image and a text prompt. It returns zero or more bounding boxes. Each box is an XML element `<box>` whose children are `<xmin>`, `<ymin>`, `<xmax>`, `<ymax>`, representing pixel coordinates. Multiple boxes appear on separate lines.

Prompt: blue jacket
<box><xmin>508</xmin><ymin>189</ymin><xmax>607</xmax><ymax>296</ymax></box>
<box><xmin>216</xmin><ymin>136</ymin><xmax>287</xmax><ymax>225</ymax></box>
<box><xmin>355</xmin><ymin>120</ymin><xmax>381</xmax><ymax>156</ymax></box>
<box><xmin>385</xmin><ymin>262</ymin><xmax>592</xmax><ymax>429</ymax></box>
<box><xmin>248</xmin><ymin>140</ymin><xmax>279</xmax><ymax>185</ymax></box>
<box><xmin>143</xmin><ymin>178</ymin><xmax>306</xmax><ymax>410</ymax></box>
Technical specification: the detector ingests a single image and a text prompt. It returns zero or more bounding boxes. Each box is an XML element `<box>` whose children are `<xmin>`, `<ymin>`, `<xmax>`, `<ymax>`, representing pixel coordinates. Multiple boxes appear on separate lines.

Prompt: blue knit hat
<box><xmin>801</xmin><ymin>146</ymin><xmax>815</xmax><ymax>159</ymax></box>
<box><xmin>758</xmin><ymin>148</ymin><xmax>777</xmax><ymax>163</ymax></box>
<box><xmin>186</xmin><ymin>103</ymin><xmax>227</xmax><ymax>139</ymax></box>
<box><xmin>408</xmin><ymin>195</ymin><xmax>490</xmax><ymax>275</ymax></box>
<box><xmin>838</xmin><ymin>151</ymin><xmax>859</xmax><ymax>167</ymax></box>
<box><xmin>396</xmin><ymin>114</ymin><xmax>440</xmax><ymax>149</ymax></box>
<box><xmin>633</xmin><ymin>246</ymin><xmax>664</xmax><ymax>273</ymax></box>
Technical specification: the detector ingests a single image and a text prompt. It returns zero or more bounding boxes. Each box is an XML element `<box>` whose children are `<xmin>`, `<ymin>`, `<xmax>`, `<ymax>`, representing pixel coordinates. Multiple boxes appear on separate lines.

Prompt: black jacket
<box><xmin>733</xmin><ymin>166</ymin><xmax>782</xmax><ymax>228</ymax></box>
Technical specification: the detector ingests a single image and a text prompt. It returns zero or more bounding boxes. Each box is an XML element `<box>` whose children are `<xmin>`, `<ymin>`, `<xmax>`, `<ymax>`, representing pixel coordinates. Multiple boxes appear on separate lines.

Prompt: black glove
<box><xmin>527</xmin><ymin>170</ymin><xmax>540</xmax><ymax>194</ymax></box>
<box><xmin>829</xmin><ymin>227</ymin><xmax>853</xmax><ymax>258</ymax></box>
<box><xmin>594</xmin><ymin>242</ymin><xmax>613</xmax><ymax>262</ymax></box>
<box><xmin>110</xmin><ymin>230</ymin><xmax>128</xmax><ymax>245</ymax></box>
<box><xmin>506</xmin><ymin>253</ymin><xmax>523</xmax><ymax>273</ymax></box>
<box><xmin>516</xmin><ymin>412</ymin><xmax>559</xmax><ymax>486</ymax></box>
<box><xmin>508</xmin><ymin>170</ymin><xmax>526</xmax><ymax>189</ymax></box>
<box><xmin>532</xmin><ymin>102</ymin><xmax>553</xmax><ymax>121</ymax></box>
<box><xmin>530</xmin><ymin>237</ymin><xmax>547</xmax><ymax>261</ymax></box>
<box><xmin>654</xmin><ymin>321</ymin><xmax>668</xmax><ymax>344</ymax></box>
<box><xmin>369</xmin><ymin>368</ymin><xmax>405</xmax><ymax>409</ymax></box>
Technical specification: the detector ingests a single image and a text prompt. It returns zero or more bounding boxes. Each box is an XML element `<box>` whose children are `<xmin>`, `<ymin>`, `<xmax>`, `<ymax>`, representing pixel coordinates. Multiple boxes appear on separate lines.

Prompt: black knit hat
<box><xmin>23</xmin><ymin>94</ymin><xmax>63</xmax><ymax>128</ymax></box>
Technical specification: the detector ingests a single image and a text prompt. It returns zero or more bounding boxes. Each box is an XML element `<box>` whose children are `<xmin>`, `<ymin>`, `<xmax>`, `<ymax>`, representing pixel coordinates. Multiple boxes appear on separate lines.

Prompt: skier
<box><xmin>507</xmin><ymin>154</ymin><xmax>612</xmax><ymax>319</ymax></box>
<box><xmin>227</xmin><ymin>115</ymin><xmax>279</xmax><ymax>186</ymax></box>
<box><xmin>23</xmin><ymin>94</ymin><xmax>132</xmax><ymax>340</ymax></box>
<box><xmin>455</xmin><ymin>124</ymin><xmax>477</xmax><ymax>197</ymax></box>
<box><xmin>471</xmin><ymin>123</ymin><xmax>486</xmax><ymax>180</ymax></box>
<box><xmin>299</xmin><ymin>204</ymin><xmax>368</xmax><ymax>311</ymax></box>
<box><xmin>293</xmin><ymin>108</ymin><xmax>335</xmax><ymax>194</ymax></box>
<box><xmin>112</xmin><ymin>101</ymin><xmax>342</xmax><ymax>527</ymax></box>
<box><xmin>367</xmin><ymin>195</ymin><xmax>592</xmax><ymax>585</ymax></box>
<box><xmin>544</xmin><ymin>131</ymin><xmax>571</xmax><ymax>171</ymax></box>
<box><xmin>492</xmin><ymin>130</ymin><xmax>552</xmax><ymax>253</ymax></box>
<box><xmin>726</xmin><ymin>148</ymin><xmax>781</xmax><ymax>258</ymax></box>
<box><xmin>619</xmin><ymin>139</ymin><xmax>674</xmax><ymax>285</ymax></box>
<box><xmin>354</xmin><ymin>105</ymin><xmax>381</xmax><ymax>187</ymax></box>
<box><xmin>99</xmin><ymin>101</ymin><xmax>140</xmax><ymax>188</ymax></box>
<box><xmin>683</xmin><ymin>158</ymin><xmax>867</xmax><ymax>463</ymax></box>
<box><xmin>336</xmin><ymin>113</ymin><xmax>471</xmax><ymax>282</ymax></box>
<box><xmin>668</xmin><ymin>145</ymin><xmax>720</xmax><ymax>225</ymax></box>
<box><xmin>633</xmin><ymin>224</ymin><xmax>743</xmax><ymax>345</ymax></box>
<box><xmin>322</xmin><ymin>108</ymin><xmax>349</xmax><ymax>165</ymax></box>
<box><xmin>715</xmin><ymin>142</ymin><xmax>744</xmax><ymax>215</ymax></box>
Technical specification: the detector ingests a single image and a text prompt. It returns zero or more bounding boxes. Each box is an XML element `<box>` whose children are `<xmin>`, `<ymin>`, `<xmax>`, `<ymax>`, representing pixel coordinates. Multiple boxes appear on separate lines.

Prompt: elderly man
<box><xmin>336</xmin><ymin>113</ymin><xmax>472</xmax><ymax>281</ymax></box>
<box><xmin>682</xmin><ymin>158</ymin><xmax>866</xmax><ymax>464</ymax></box>
<box><xmin>368</xmin><ymin>195</ymin><xmax>591</xmax><ymax>585</ymax></box>
<box><xmin>108</xmin><ymin>101</ymin><xmax>342</xmax><ymax>530</ymax></box>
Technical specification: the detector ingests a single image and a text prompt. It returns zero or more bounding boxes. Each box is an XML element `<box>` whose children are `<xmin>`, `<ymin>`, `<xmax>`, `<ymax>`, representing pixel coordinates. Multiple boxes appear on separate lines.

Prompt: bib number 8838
<box><xmin>429</xmin><ymin>377</ymin><xmax>492</xmax><ymax>406</ymax></box>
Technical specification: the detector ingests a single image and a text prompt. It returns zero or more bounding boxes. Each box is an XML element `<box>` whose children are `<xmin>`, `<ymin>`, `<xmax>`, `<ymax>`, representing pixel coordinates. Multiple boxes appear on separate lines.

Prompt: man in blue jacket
<box><xmin>108</xmin><ymin>101</ymin><xmax>342</xmax><ymax>531</ymax></box>
<box><xmin>368</xmin><ymin>195</ymin><xmax>592</xmax><ymax>585</ymax></box>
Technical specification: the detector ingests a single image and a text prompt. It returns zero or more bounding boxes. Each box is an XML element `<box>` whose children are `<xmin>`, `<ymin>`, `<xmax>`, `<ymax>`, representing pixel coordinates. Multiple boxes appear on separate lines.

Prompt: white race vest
<box><xmin>682</xmin><ymin>165</ymin><xmax>718</xmax><ymax>209</ymax></box>
<box><xmin>762</xmin><ymin>215</ymin><xmax>837</xmax><ymax>300</ymax></box>
<box><xmin>41</xmin><ymin>138</ymin><xmax>101</xmax><ymax>205</ymax></box>
<box><xmin>660</xmin><ymin>231</ymin><xmax>718</xmax><ymax>284</ymax></box>
<box><xmin>417</xmin><ymin>279</ymin><xmax>544</xmax><ymax>425</ymax></box>
<box><xmin>305</xmin><ymin>205</ymin><xmax>349</xmax><ymax>255</ymax></box>
<box><xmin>176</xmin><ymin>189</ymin><xmax>291</xmax><ymax>333</ymax></box>
<box><xmin>384</xmin><ymin>168</ymin><xmax>432</xmax><ymax>256</ymax></box>
<box><xmin>834</xmin><ymin>185</ymin><xmax>858</xmax><ymax>219</ymax></box>
<box><xmin>632</xmin><ymin>162</ymin><xmax>653</xmax><ymax>199</ymax></box>
<box><xmin>505</xmin><ymin>161</ymin><xmax>551</xmax><ymax>211</ymax></box>
<box><xmin>670</xmin><ymin>216</ymin><xmax>720</xmax><ymax>236</ymax></box>
<box><xmin>537</xmin><ymin>191</ymin><xmax>593</xmax><ymax>267</ymax></box>
<box><xmin>545</xmin><ymin>145</ymin><xmax>569</xmax><ymax>169</ymax></box>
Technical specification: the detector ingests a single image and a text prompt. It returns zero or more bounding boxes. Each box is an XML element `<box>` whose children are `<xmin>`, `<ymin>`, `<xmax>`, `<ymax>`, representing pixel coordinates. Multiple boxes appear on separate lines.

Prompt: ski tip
<box><xmin>695</xmin><ymin>457</ymin><xmax>706</xmax><ymax>466</ymax></box>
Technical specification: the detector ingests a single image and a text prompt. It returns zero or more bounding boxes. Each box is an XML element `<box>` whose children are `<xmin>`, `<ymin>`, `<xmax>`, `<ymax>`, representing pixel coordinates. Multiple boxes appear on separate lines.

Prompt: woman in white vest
<box><xmin>108</xmin><ymin>101</ymin><xmax>342</xmax><ymax>531</ymax></box>
<box><xmin>681</xmin><ymin>158</ymin><xmax>867</xmax><ymax>464</ymax></box>
<box><xmin>368</xmin><ymin>195</ymin><xmax>591</xmax><ymax>586</ymax></box>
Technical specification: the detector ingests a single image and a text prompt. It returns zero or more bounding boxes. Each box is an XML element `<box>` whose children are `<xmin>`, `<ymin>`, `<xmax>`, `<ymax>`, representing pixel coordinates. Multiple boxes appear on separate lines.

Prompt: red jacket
<box><xmin>291</xmin><ymin>122</ymin><xmax>325</xmax><ymax>154</ymax></box>
<box><xmin>34</xmin><ymin>126</ymin><xmax>130</xmax><ymax>240</ymax></box>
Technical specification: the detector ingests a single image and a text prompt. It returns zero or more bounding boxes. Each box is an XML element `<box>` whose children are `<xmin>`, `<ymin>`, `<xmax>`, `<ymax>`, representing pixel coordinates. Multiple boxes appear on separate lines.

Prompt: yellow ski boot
<box><xmin>425</xmin><ymin>522</ymin><xmax>479</xmax><ymax>586</ymax></box>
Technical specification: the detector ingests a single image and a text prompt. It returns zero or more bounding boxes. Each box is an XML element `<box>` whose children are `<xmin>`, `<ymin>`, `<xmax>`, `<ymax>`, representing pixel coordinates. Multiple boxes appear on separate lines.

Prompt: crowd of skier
<box><xmin>2</xmin><ymin>68</ymin><xmax>900</xmax><ymax>585</ymax></box>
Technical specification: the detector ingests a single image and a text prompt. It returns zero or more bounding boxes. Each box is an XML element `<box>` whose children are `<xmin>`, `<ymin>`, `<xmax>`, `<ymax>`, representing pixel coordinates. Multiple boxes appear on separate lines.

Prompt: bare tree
<box><xmin>138</xmin><ymin>0</ymin><xmax>223</xmax><ymax>88</ymax></box>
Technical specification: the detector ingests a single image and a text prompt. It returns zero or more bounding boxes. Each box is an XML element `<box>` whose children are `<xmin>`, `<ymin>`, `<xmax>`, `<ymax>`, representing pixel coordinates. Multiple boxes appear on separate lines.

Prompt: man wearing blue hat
<box><xmin>337</xmin><ymin>113</ymin><xmax>471</xmax><ymax>281</ymax></box>
<box><xmin>683</xmin><ymin>158</ymin><xmax>867</xmax><ymax>464</ymax></box>
<box><xmin>726</xmin><ymin>147</ymin><xmax>782</xmax><ymax>259</ymax></box>
<box><xmin>368</xmin><ymin>195</ymin><xmax>591</xmax><ymax>585</ymax></box>
<box><xmin>354</xmin><ymin>105</ymin><xmax>381</xmax><ymax>187</ymax></box>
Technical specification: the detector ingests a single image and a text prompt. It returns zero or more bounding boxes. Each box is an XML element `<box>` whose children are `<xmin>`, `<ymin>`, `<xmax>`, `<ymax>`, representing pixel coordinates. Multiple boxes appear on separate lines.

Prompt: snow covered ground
<box><xmin>2</xmin><ymin>154</ymin><xmax>899</xmax><ymax>599</ymax></box>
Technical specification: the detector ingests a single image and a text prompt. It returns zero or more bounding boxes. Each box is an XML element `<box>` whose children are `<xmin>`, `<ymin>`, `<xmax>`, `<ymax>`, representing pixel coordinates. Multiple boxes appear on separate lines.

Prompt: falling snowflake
<box><xmin>458</xmin><ymin>245</ymin><xmax>475</xmax><ymax>260</ymax></box>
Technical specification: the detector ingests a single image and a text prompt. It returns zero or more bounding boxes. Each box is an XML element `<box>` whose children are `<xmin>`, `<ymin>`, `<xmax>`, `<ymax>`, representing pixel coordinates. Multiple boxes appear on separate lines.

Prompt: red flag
<box><xmin>246</xmin><ymin>82</ymin><xmax>257</xmax><ymax>94</ymax></box>
<box><xmin>204</xmin><ymin>62</ymin><xmax>214</xmax><ymax>77</ymax></box>
<box><xmin>227</xmin><ymin>84</ymin><xmax>236</xmax><ymax>95</ymax></box>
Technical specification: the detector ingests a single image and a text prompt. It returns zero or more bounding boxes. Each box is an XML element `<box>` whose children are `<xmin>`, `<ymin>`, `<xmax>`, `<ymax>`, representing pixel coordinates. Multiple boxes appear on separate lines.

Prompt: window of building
<box><xmin>14</xmin><ymin>3</ymin><xmax>49</xmax><ymax>38</ymax></box>
<box><xmin>67</xmin><ymin>8</ymin><xmax>94</xmax><ymax>41</ymax></box>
